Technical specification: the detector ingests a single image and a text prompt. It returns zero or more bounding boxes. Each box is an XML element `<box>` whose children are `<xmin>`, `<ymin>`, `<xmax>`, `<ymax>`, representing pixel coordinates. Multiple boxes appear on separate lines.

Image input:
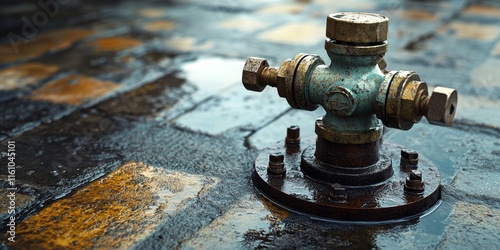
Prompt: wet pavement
<box><xmin>0</xmin><ymin>0</ymin><xmax>500</xmax><ymax>249</ymax></box>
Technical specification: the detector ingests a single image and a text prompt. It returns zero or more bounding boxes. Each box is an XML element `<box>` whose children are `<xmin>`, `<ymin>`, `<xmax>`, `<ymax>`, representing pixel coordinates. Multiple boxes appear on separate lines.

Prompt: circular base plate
<box><xmin>253</xmin><ymin>137</ymin><xmax>441</xmax><ymax>222</ymax></box>
<box><xmin>302</xmin><ymin>145</ymin><xmax>393</xmax><ymax>186</ymax></box>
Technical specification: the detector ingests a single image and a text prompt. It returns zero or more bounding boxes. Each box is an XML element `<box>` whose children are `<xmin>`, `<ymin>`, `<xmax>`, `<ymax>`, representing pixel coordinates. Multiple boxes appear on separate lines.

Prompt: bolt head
<box><xmin>326</xmin><ymin>12</ymin><xmax>388</xmax><ymax>44</ymax></box>
<box><xmin>286</xmin><ymin>125</ymin><xmax>301</xmax><ymax>145</ymax></box>
<box><xmin>242</xmin><ymin>57</ymin><xmax>269</xmax><ymax>92</ymax></box>
<box><xmin>401</xmin><ymin>149</ymin><xmax>418</xmax><ymax>160</ymax></box>
<box><xmin>405</xmin><ymin>170</ymin><xmax>424</xmax><ymax>193</ymax></box>
<box><xmin>269</xmin><ymin>152</ymin><xmax>284</xmax><ymax>164</ymax></box>
<box><xmin>409</xmin><ymin>170</ymin><xmax>422</xmax><ymax>181</ymax></box>
<box><xmin>325</xmin><ymin>86</ymin><xmax>356</xmax><ymax>117</ymax></box>
<box><xmin>427</xmin><ymin>87</ymin><xmax>458</xmax><ymax>126</ymax></box>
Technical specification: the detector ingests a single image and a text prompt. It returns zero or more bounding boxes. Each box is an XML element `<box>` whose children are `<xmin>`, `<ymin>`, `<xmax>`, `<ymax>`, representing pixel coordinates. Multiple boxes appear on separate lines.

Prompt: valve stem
<box><xmin>261</xmin><ymin>67</ymin><xmax>278</xmax><ymax>87</ymax></box>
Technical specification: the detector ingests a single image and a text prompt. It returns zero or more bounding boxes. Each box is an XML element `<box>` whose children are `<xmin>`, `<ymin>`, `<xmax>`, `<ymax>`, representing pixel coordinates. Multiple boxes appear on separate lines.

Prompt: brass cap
<box><xmin>326</xmin><ymin>12</ymin><xmax>388</xmax><ymax>44</ymax></box>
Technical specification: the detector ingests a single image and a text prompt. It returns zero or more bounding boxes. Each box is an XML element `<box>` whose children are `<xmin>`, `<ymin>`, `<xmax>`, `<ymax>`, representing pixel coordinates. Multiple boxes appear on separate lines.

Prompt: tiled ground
<box><xmin>0</xmin><ymin>0</ymin><xmax>499</xmax><ymax>249</ymax></box>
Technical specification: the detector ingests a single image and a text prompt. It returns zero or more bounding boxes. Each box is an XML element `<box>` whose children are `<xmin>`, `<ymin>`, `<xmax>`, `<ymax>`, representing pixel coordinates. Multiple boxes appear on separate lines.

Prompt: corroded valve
<box><xmin>242</xmin><ymin>12</ymin><xmax>458</xmax><ymax>222</ymax></box>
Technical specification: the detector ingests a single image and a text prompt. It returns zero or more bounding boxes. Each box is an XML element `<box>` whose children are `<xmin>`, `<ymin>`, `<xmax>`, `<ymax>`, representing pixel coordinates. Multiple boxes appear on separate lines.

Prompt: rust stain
<box><xmin>257</xmin><ymin>22</ymin><xmax>324</xmax><ymax>46</ymax></box>
<box><xmin>28</xmin><ymin>74</ymin><xmax>119</xmax><ymax>105</ymax></box>
<box><xmin>465</xmin><ymin>4</ymin><xmax>500</xmax><ymax>18</ymax></box>
<box><xmin>395</xmin><ymin>9</ymin><xmax>437</xmax><ymax>21</ymax></box>
<box><xmin>163</xmin><ymin>37</ymin><xmax>214</xmax><ymax>52</ymax></box>
<box><xmin>0</xmin><ymin>29</ymin><xmax>93</xmax><ymax>65</ymax></box>
<box><xmin>138</xmin><ymin>8</ymin><xmax>166</xmax><ymax>18</ymax></box>
<box><xmin>144</xmin><ymin>20</ymin><xmax>176</xmax><ymax>31</ymax></box>
<box><xmin>259</xmin><ymin>196</ymin><xmax>289</xmax><ymax>221</ymax></box>
<box><xmin>0</xmin><ymin>63</ymin><xmax>58</xmax><ymax>91</ymax></box>
<box><xmin>8</xmin><ymin>162</ymin><xmax>218</xmax><ymax>250</ymax></box>
<box><xmin>89</xmin><ymin>36</ymin><xmax>142</xmax><ymax>52</ymax></box>
<box><xmin>439</xmin><ymin>21</ymin><xmax>500</xmax><ymax>41</ymax></box>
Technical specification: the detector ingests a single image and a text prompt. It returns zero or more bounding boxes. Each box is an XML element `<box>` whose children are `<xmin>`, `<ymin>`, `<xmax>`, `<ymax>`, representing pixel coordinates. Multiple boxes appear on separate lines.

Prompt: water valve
<box><xmin>242</xmin><ymin>12</ymin><xmax>458</xmax><ymax>222</ymax></box>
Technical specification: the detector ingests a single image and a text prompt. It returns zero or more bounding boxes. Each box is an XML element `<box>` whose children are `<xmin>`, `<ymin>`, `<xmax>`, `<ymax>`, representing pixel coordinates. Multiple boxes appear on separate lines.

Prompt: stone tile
<box><xmin>163</xmin><ymin>37</ymin><xmax>214</xmax><ymax>52</ymax></box>
<box><xmin>137</xmin><ymin>8</ymin><xmax>167</xmax><ymax>18</ymax></box>
<box><xmin>471</xmin><ymin>58</ymin><xmax>500</xmax><ymax>88</ymax></box>
<box><xmin>464</xmin><ymin>4</ymin><xmax>500</xmax><ymax>18</ymax></box>
<box><xmin>218</xmin><ymin>17</ymin><xmax>267</xmax><ymax>32</ymax></box>
<box><xmin>28</xmin><ymin>74</ymin><xmax>119</xmax><ymax>105</ymax></box>
<box><xmin>96</xmin><ymin>72</ymin><xmax>188</xmax><ymax>119</ymax></box>
<box><xmin>257</xmin><ymin>22</ymin><xmax>324</xmax><ymax>46</ymax></box>
<box><xmin>180</xmin><ymin>194</ymin><xmax>288</xmax><ymax>250</ymax></box>
<box><xmin>313</xmin><ymin>0</ymin><xmax>375</xmax><ymax>14</ymax></box>
<box><xmin>89</xmin><ymin>36</ymin><xmax>142</xmax><ymax>52</ymax></box>
<box><xmin>438</xmin><ymin>202</ymin><xmax>500</xmax><ymax>249</ymax></box>
<box><xmin>173</xmin><ymin>86</ymin><xmax>290</xmax><ymax>135</ymax></box>
<box><xmin>451</xmin><ymin>165</ymin><xmax>500</xmax><ymax>203</ymax></box>
<box><xmin>248</xmin><ymin>107</ymin><xmax>325</xmax><ymax>149</ymax></box>
<box><xmin>0</xmin><ymin>190</ymin><xmax>35</xmax><ymax>225</ymax></box>
<box><xmin>0</xmin><ymin>63</ymin><xmax>58</xmax><ymax>91</ymax></box>
<box><xmin>144</xmin><ymin>20</ymin><xmax>176</xmax><ymax>32</ymax></box>
<box><xmin>314</xmin><ymin>0</ymin><xmax>374</xmax><ymax>9</ymax></box>
<box><xmin>393</xmin><ymin>9</ymin><xmax>438</xmax><ymax>21</ymax></box>
<box><xmin>439</xmin><ymin>21</ymin><xmax>500</xmax><ymax>41</ymax></box>
<box><xmin>0</xmin><ymin>29</ymin><xmax>94</xmax><ymax>65</ymax></box>
<box><xmin>257</xmin><ymin>3</ymin><xmax>307</xmax><ymax>15</ymax></box>
<box><xmin>455</xmin><ymin>95</ymin><xmax>500</xmax><ymax>128</ymax></box>
<box><xmin>492</xmin><ymin>41</ymin><xmax>500</xmax><ymax>56</ymax></box>
<box><xmin>7</xmin><ymin>162</ymin><xmax>219</xmax><ymax>249</ymax></box>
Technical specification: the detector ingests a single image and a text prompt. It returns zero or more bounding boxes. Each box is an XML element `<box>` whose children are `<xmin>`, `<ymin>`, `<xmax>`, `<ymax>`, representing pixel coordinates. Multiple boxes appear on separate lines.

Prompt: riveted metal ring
<box><xmin>374</xmin><ymin>70</ymin><xmax>397</xmax><ymax>120</ymax></box>
<box><xmin>325</xmin><ymin>39</ymin><xmax>388</xmax><ymax>56</ymax></box>
<box><xmin>385</xmin><ymin>71</ymin><xmax>420</xmax><ymax>130</ymax></box>
<box><xmin>294</xmin><ymin>55</ymin><xmax>324</xmax><ymax>111</ymax></box>
<box><xmin>400</xmin><ymin>81</ymin><xmax>428</xmax><ymax>123</ymax></box>
<box><xmin>277</xmin><ymin>59</ymin><xmax>291</xmax><ymax>98</ymax></box>
<box><xmin>283</xmin><ymin>53</ymin><xmax>308</xmax><ymax>109</ymax></box>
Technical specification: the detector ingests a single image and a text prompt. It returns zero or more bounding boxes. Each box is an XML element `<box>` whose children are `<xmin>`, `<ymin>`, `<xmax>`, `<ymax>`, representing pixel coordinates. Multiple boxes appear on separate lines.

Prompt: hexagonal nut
<box><xmin>242</xmin><ymin>57</ymin><xmax>269</xmax><ymax>92</ymax></box>
<box><xmin>426</xmin><ymin>87</ymin><xmax>458</xmax><ymax>126</ymax></box>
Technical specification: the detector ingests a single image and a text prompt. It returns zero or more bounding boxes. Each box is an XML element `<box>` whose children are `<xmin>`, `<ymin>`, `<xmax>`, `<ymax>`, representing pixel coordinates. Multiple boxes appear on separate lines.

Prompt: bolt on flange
<box><xmin>401</xmin><ymin>149</ymin><xmax>419</xmax><ymax>170</ymax></box>
<box><xmin>267</xmin><ymin>152</ymin><xmax>286</xmax><ymax>176</ymax></box>
<box><xmin>285</xmin><ymin>125</ymin><xmax>301</xmax><ymax>146</ymax></box>
<box><xmin>405</xmin><ymin>170</ymin><xmax>425</xmax><ymax>193</ymax></box>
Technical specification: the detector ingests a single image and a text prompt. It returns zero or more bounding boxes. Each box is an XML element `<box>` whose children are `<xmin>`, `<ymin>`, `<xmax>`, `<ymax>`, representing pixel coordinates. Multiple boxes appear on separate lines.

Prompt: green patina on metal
<box><xmin>307</xmin><ymin>52</ymin><xmax>386</xmax><ymax>133</ymax></box>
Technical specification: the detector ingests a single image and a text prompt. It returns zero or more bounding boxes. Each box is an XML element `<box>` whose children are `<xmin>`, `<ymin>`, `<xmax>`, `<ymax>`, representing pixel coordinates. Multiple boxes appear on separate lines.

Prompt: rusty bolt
<box><xmin>400</xmin><ymin>149</ymin><xmax>418</xmax><ymax>169</ymax></box>
<box><xmin>285</xmin><ymin>125</ymin><xmax>300</xmax><ymax>146</ymax></box>
<box><xmin>425</xmin><ymin>87</ymin><xmax>458</xmax><ymax>126</ymax></box>
<box><xmin>242</xmin><ymin>57</ymin><xmax>271</xmax><ymax>92</ymax></box>
<box><xmin>268</xmin><ymin>152</ymin><xmax>286</xmax><ymax>175</ymax></box>
<box><xmin>404</xmin><ymin>170</ymin><xmax>424</xmax><ymax>193</ymax></box>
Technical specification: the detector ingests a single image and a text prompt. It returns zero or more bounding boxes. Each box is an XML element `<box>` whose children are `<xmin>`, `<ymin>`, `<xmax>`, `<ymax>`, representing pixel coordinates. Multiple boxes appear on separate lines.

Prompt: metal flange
<box><xmin>253</xmin><ymin>136</ymin><xmax>441</xmax><ymax>222</ymax></box>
